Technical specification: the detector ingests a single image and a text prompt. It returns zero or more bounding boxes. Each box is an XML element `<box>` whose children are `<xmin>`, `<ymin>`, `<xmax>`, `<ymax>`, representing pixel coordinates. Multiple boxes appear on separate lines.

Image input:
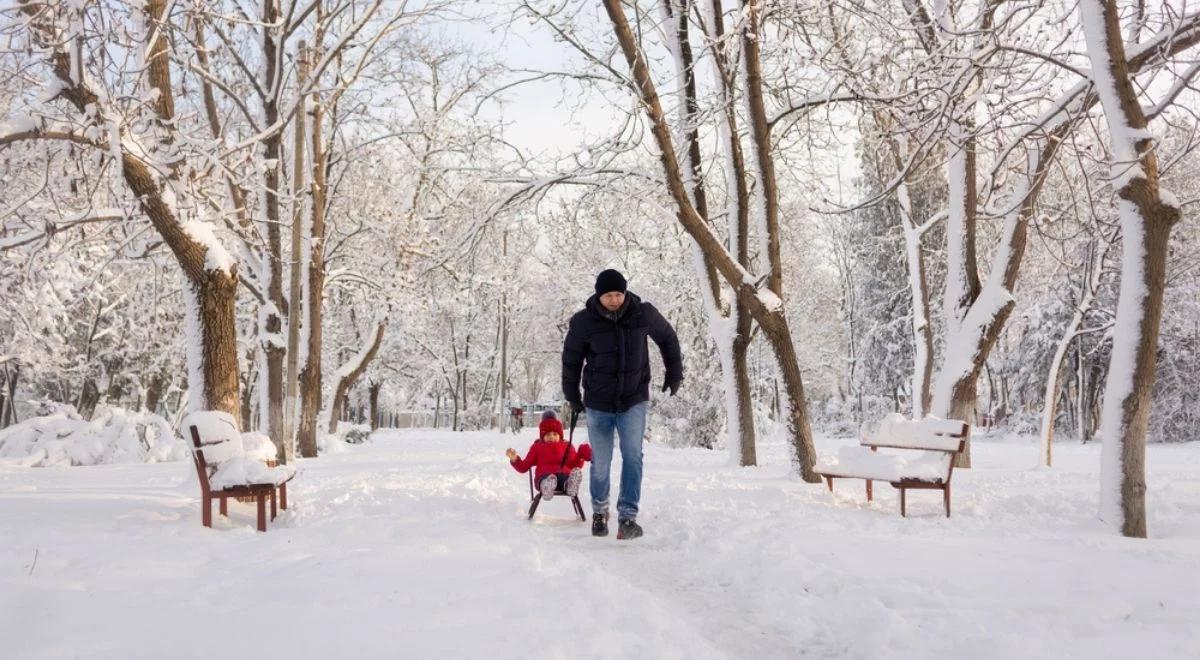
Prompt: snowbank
<box><xmin>0</xmin><ymin>405</ymin><xmax>187</xmax><ymax>467</ymax></box>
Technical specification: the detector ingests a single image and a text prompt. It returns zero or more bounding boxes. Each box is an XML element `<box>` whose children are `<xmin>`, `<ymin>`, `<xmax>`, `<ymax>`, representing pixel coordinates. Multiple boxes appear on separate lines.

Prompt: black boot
<box><xmin>591</xmin><ymin>513</ymin><xmax>608</xmax><ymax>537</ymax></box>
<box><xmin>616</xmin><ymin>518</ymin><xmax>643</xmax><ymax>540</ymax></box>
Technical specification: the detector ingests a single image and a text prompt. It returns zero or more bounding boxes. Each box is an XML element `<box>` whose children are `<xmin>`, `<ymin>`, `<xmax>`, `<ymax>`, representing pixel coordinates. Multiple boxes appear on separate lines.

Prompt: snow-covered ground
<box><xmin>2</xmin><ymin>428</ymin><xmax>1197</xmax><ymax>659</ymax></box>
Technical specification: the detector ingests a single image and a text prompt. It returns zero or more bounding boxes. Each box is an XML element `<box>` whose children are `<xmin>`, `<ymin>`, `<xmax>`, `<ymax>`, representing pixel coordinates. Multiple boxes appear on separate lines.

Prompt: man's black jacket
<box><xmin>562</xmin><ymin>292</ymin><xmax>683</xmax><ymax>413</ymax></box>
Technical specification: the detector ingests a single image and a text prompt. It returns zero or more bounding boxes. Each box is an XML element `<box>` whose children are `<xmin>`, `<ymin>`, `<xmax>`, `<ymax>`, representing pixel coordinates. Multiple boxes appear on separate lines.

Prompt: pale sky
<box><xmin>441</xmin><ymin>1</ymin><xmax>862</xmax><ymax>206</ymax></box>
<box><xmin>447</xmin><ymin>2</ymin><xmax>627</xmax><ymax>163</ymax></box>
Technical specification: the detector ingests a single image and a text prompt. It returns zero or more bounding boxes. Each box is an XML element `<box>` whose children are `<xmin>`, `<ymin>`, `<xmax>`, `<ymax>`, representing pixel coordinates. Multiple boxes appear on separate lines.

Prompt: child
<box><xmin>506</xmin><ymin>412</ymin><xmax>592</xmax><ymax>500</ymax></box>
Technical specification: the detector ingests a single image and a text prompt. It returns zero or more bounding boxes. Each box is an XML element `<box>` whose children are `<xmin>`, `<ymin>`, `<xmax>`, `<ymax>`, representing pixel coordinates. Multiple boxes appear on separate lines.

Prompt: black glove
<box><xmin>567</xmin><ymin>399</ymin><xmax>585</xmax><ymax>414</ymax></box>
<box><xmin>661</xmin><ymin>379</ymin><xmax>681</xmax><ymax>396</ymax></box>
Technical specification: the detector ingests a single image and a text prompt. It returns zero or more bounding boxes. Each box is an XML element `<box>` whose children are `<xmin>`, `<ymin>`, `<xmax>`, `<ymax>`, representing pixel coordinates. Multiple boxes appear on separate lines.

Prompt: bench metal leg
<box><xmin>256</xmin><ymin>495</ymin><xmax>267</xmax><ymax>532</ymax></box>
<box><xmin>900</xmin><ymin>488</ymin><xmax>907</xmax><ymax>517</ymax></box>
<box><xmin>219</xmin><ymin>496</ymin><xmax>228</xmax><ymax>517</ymax></box>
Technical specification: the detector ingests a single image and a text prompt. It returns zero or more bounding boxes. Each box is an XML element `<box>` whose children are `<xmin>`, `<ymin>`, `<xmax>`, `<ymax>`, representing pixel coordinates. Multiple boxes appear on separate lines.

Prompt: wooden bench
<box><xmin>815</xmin><ymin>416</ymin><xmax>968</xmax><ymax>517</ymax></box>
<box><xmin>188</xmin><ymin>424</ymin><xmax>295</xmax><ymax>532</ymax></box>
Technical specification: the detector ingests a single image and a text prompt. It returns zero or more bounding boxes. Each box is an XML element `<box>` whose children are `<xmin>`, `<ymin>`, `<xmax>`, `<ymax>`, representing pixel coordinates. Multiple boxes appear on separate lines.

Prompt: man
<box><xmin>562</xmin><ymin>268</ymin><xmax>682</xmax><ymax>540</ymax></box>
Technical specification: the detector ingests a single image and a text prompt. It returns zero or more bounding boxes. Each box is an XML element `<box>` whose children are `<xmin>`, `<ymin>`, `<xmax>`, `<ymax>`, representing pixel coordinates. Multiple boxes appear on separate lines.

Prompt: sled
<box><xmin>526</xmin><ymin>410</ymin><xmax>587</xmax><ymax>522</ymax></box>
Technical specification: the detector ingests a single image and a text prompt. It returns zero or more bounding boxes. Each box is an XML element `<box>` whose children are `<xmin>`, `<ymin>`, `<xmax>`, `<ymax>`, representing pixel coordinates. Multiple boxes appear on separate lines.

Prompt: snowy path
<box><xmin>2</xmin><ymin>430</ymin><xmax>1198</xmax><ymax>659</ymax></box>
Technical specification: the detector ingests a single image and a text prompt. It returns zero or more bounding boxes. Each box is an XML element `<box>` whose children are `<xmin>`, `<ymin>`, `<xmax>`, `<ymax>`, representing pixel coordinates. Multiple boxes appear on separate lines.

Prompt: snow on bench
<box><xmin>814</xmin><ymin>414</ymin><xmax>968</xmax><ymax>517</ymax></box>
<box><xmin>815</xmin><ymin>446</ymin><xmax>949</xmax><ymax>483</ymax></box>
<box><xmin>184</xmin><ymin>411</ymin><xmax>296</xmax><ymax>532</ymax></box>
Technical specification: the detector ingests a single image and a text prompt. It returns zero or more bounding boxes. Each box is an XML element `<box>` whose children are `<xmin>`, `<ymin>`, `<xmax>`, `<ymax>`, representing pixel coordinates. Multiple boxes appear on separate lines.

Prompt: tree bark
<box><xmin>297</xmin><ymin>81</ymin><xmax>328</xmax><ymax>457</ymax></box>
<box><xmin>258</xmin><ymin>0</ymin><xmax>287</xmax><ymax>461</ymax></box>
<box><xmin>756</xmin><ymin>299</ymin><xmax>818</xmax><ymax>478</ymax></box>
<box><xmin>740</xmin><ymin>0</ymin><xmax>783</xmax><ymax>296</ymax></box>
<box><xmin>1081</xmin><ymin>0</ymin><xmax>1182</xmax><ymax>538</ymax></box>
<box><xmin>0</xmin><ymin>361</ymin><xmax>20</xmax><ymax>428</ymax></box>
<box><xmin>284</xmin><ymin>42</ymin><xmax>308</xmax><ymax>463</ymax></box>
<box><xmin>77</xmin><ymin>378</ymin><xmax>100</xmax><ymax>421</ymax></box>
<box><xmin>369</xmin><ymin>380</ymin><xmax>381</xmax><ymax>431</ymax></box>
<box><xmin>731</xmin><ymin>314</ymin><xmax>756</xmax><ymax>466</ymax></box>
<box><xmin>184</xmin><ymin>273</ymin><xmax>241</xmax><ymax>418</ymax></box>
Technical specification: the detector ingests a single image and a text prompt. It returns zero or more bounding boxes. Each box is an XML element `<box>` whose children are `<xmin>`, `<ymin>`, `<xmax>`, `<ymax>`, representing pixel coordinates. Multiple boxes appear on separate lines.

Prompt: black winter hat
<box><xmin>594</xmin><ymin>269</ymin><xmax>627</xmax><ymax>295</ymax></box>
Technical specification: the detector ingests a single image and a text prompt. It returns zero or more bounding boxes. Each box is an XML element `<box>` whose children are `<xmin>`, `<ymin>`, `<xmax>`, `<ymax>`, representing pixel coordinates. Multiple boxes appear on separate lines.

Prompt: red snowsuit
<box><xmin>510</xmin><ymin>417</ymin><xmax>592</xmax><ymax>481</ymax></box>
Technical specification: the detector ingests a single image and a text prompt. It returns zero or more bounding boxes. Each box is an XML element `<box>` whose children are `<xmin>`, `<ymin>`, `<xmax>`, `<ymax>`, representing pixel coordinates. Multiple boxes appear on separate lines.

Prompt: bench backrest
<box><xmin>186</xmin><ymin>415</ymin><xmax>244</xmax><ymax>494</ymax></box>
<box><xmin>189</xmin><ymin>425</ymin><xmax>213</xmax><ymax>496</ymax></box>
<box><xmin>861</xmin><ymin>415</ymin><xmax>969</xmax><ymax>483</ymax></box>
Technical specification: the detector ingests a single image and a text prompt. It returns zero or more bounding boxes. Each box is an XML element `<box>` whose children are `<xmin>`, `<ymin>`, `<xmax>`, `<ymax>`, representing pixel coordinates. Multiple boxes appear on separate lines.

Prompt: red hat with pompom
<box><xmin>539</xmin><ymin>415</ymin><xmax>564</xmax><ymax>440</ymax></box>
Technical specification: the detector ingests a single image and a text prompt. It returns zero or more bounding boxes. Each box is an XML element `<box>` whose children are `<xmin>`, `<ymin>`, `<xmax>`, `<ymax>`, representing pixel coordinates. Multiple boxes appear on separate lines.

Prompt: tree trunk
<box><xmin>240</xmin><ymin>375</ymin><xmax>254</xmax><ymax>430</ymax></box>
<box><xmin>761</xmin><ymin>312</ymin><xmax>818</xmax><ymax>479</ymax></box>
<box><xmin>144</xmin><ymin>373</ymin><xmax>165</xmax><ymax>416</ymax></box>
<box><xmin>1098</xmin><ymin>206</ymin><xmax>1173</xmax><ymax>538</ymax></box>
<box><xmin>184</xmin><ymin>274</ymin><xmax>242</xmax><ymax>419</ymax></box>
<box><xmin>740</xmin><ymin>0</ymin><xmax>783</xmax><ymax>297</ymax></box>
<box><xmin>369</xmin><ymin>380</ymin><xmax>381</xmax><ymax>431</ymax></box>
<box><xmin>498</xmin><ymin>232</ymin><xmax>509</xmax><ymax>432</ymax></box>
<box><xmin>1039</xmin><ymin>336</ymin><xmax>1074</xmax><ymax>468</ymax></box>
<box><xmin>944</xmin><ymin>385</ymin><xmax>977</xmax><ymax>466</ymax></box>
<box><xmin>731</xmin><ymin>317</ymin><xmax>756</xmax><ymax>466</ymax></box>
<box><xmin>283</xmin><ymin>43</ymin><xmax>308</xmax><ymax>463</ymax></box>
<box><xmin>257</xmin><ymin>0</ymin><xmax>287</xmax><ymax>462</ymax></box>
<box><xmin>883</xmin><ymin>130</ymin><xmax>934</xmax><ymax>418</ymax></box>
<box><xmin>328</xmin><ymin>321</ymin><xmax>387</xmax><ymax>434</ymax></box>
<box><xmin>905</xmin><ymin>221</ymin><xmax>935</xmax><ymax>418</ymax></box>
<box><xmin>297</xmin><ymin>78</ymin><xmax>328</xmax><ymax>458</ymax></box>
<box><xmin>1081</xmin><ymin>0</ymin><xmax>1183</xmax><ymax>538</ymax></box>
<box><xmin>0</xmin><ymin>361</ymin><xmax>19</xmax><ymax>428</ymax></box>
<box><xmin>77</xmin><ymin>378</ymin><xmax>100</xmax><ymax>421</ymax></box>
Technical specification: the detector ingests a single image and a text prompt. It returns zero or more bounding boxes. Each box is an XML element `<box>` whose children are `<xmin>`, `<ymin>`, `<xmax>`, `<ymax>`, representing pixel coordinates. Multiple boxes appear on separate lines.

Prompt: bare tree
<box><xmin>600</xmin><ymin>0</ymin><xmax>820</xmax><ymax>480</ymax></box>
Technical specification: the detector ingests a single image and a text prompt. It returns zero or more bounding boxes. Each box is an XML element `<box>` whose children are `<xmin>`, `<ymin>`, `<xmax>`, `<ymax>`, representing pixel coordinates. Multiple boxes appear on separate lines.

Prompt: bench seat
<box><xmin>814</xmin><ymin>446</ymin><xmax>949</xmax><ymax>483</ymax></box>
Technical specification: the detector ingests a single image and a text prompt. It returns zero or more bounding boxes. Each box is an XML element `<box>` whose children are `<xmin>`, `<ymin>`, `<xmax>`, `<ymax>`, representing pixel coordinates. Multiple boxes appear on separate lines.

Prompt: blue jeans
<box><xmin>586</xmin><ymin>402</ymin><xmax>648</xmax><ymax>521</ymax></box>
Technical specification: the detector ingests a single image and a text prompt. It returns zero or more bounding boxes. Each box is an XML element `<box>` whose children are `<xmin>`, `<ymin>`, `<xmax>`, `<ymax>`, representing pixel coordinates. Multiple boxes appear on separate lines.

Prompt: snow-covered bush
<box><xmin>0</xmin><ymin>405</ymin><xmax>186</xmax><ymax>467</ymax></box>
<box><xmin>343</xmin><ymin>426</ymin><xmax>372</xmax><ymax>444</ymax></box>
<box><xmin>315</xmin><ymin>422</ymin><xmax>374</xmax><ymax>454</ymax></box>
